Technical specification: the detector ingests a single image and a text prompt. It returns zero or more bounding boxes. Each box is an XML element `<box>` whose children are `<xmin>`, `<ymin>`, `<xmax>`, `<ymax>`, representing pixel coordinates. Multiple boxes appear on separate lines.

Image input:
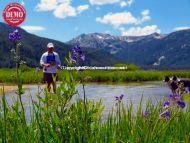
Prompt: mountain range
<box><xmin>67</xmin><ymin>32</ymin><xmax>165</xmax><ymax>50</ymax></box>
<box><xmin>67</xmin><ymin>30</ymin><xmax>190</xmax><ymax>69</ymax></box>
<box><xmin>1</xmin><ymin>22</ymin><xmax>190</xmax><ymax>69</ymax></box>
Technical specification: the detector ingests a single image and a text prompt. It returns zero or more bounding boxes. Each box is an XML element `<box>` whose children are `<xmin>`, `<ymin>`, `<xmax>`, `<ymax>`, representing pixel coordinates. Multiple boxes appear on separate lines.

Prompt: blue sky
<box><xmin>1</xmin><ymin>0</ymin><xmax>190</xmax><ymax>42</ymax></box>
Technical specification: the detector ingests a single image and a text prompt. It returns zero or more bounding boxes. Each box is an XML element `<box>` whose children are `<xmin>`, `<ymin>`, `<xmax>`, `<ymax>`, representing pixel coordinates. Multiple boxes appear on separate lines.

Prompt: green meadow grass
<box><xmin>1</xmin><ymin>68</ymin><xmax>190</xmax><ymax>84</ymax></box>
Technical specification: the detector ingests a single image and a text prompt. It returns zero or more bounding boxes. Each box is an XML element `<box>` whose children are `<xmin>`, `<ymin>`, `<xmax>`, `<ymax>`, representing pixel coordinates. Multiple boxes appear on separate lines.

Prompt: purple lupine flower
<box><xmin>9</xmin><ymin>29</ymin><xmax>21</xmax><ymax>42</ymax></box>
<box><xmin>163</xmin><ymin>100</ymin><xmax>170</xmax><ymax>109</ymax></box>
<box><xmin>177</xmin><ymin>100</ymin><xmax>186</xmax><ymax>108</ymax></box>
<box><xmin>115</xmin><ymin>94</ymin><xmax>124</xmax><ymax>102</ymax></box>
<box><xmin>70</xmin><ymin>55</ymin><xmax>77</xmax><ymax>63</ymax></box>
<box><xmin>167</xmin><ymin>94</ymin><xmax>173</xmax><ymax>98</ymax></box>
<box><xmin>120</xmin><ymin>94</ymin><xmax>124</xmax><ymax>100</ymax></box>
<box><xmin>173</xmin><ymin>94</ymin><xmax>181</xmax><ymax>101</ymax></box>
<box><xmin>159</xmin><ymin>110</ymin><xmax>170</xmax><ymax>119</ymax></box>
<box><xmin>144</xmin><ymin>110</ymin><xmax>149</xmax><ymax>117</ymax></box>
<box><xmin>70</xmin><ymin>45</ymin><xmax>85</xmax><ymax>63</ymax></box>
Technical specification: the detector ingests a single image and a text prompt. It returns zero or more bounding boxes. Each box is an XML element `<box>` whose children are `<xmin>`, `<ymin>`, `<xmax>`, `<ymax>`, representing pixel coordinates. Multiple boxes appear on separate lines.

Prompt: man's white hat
<box><xmin>47</xmin><ymin>42</ymin><xmax>54</xmax><ymax>48</ymax></box>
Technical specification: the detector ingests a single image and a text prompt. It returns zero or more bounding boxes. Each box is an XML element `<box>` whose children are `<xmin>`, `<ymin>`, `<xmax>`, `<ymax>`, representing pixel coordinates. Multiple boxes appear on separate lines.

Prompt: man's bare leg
<box><xmin>47</xmin><ymin>82</ymin><xmax>51</xmax><ymax>92</ymax></box>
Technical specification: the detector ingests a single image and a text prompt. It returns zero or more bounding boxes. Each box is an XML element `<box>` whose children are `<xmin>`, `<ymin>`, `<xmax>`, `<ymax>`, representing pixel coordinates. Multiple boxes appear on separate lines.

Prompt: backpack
<box><xmin>46</xmin><ymin>53</ymin><xmax>55</xmax><ymax>64</ymax></box>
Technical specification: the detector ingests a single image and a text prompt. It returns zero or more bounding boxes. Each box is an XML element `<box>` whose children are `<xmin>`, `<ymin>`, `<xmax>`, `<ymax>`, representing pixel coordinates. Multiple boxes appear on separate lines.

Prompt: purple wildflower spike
<box><xmin>144</xmin><ymin>110</ymin><xmax>149</xmax><ymax>117</ymax></box>
<box><xmin>173</xmin><ymin>94</ymin><xmax>181</xmax><ymax>101</ymax></box>
<box><xmin>167</xmin><ymin>94</ymin><xmax>173</xmax><ymax>97</ymax></box>
<box><xmin>9</xmin><ymin>29</ymin><xmax>21</xmax><ymax>42</ymax></box>
<box><xmin>177</xmin><ymin>100</ymin><xmax>186</xmax><ymax>108</ymax></box>
<box><xmin>115</xmin><ymin>94</ymin><xmax>124</xmax><ymax>102</ymax></box>
<box><xmin>159</xmin><ymin>110</ymin><xmax>170</xmax><ymax>119</ymax></box>
<box><xmin>70</xmin><ymin>45</ymin><xmax>85</xmax><ymax>63</ymax></box>
<box><xmin>163</xmin><ymin>100</ymin><xmax>170</xmax><ymax>109</ymax></box>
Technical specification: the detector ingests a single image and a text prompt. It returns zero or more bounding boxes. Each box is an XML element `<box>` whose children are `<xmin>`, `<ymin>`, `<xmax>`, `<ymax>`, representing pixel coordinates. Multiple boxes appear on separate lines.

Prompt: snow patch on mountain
<box><xmin>153</xmin><ymin>56</ymin><xmax>166</xmax><ymax>66</ymax></box>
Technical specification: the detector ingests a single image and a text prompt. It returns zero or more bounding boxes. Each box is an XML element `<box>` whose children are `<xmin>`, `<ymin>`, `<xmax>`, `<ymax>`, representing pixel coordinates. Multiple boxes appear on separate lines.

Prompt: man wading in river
<box><xmin>40</xmin><ymin>42</ymin><xmax>61</xmax><ymax>93</ymax></box>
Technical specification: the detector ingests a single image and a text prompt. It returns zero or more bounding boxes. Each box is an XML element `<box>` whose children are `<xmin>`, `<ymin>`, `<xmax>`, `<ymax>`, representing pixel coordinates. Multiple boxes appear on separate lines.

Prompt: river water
<box><xmin>3</xmin><ymin>81</ymin><xmax>171</xmax><ymax>120</ymax></box>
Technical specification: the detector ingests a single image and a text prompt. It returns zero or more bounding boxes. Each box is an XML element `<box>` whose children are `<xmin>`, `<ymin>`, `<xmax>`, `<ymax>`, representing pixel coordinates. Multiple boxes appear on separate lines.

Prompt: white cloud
<box><xmin>53</xmin><ymin>3</ymin><xmax>76</xmax><ymax>18</ymax></box>
<box><xmin>89</xmin><ymin>0</ymin><xmax>120</xmax><ymax>5</ymax></box>
<box><xmin>36</xmin><ymin>0</ymin><xmax>89</xmax><ymax>19</ymax></box>
<box><xmin>174</xmin><ymin>26</ymin><xmax>190</xmax><ymax>31</ymax></box>
<box><xmin>96</xmin><ymin>10</ymin><xmax>150</xmax><ymax>27</ymax></box>
<box><xmin>120</xmin><ymin>0</ymin><xmax>134</xmax><ymax>7</ymax></box>
<box><xmin>96</xmin><ymin>9</ymin><xmax>153</xmax><ymax>36</ymax></box>
<box><xmin>90</xmin><ymin>0</ymin><xmax>134</xmax><ymax>7</ymax></box>
<box><xmin>137</xmin><ymin>9</ymin><xmax>151</xmax><ymax>24</ymax></box>
<box><xmin>141</xmin><ymin>9</ymin><xmax>149</xmax><ymax>16</ymax></box>
<box><xmin>120</xmin><ymin>25</ymin><xmax>161</xmax><ymax>36</ymax></box>
<box><xmin>77</xmin><ymin>5</ymin><xmax>89</xmax><ymax>13</ymax></box>
<box><xmin>96</xmin><ymin>12</ymin><xmax>137</xmax><ymax>27</ymax></box>
<box><xmin>120</xmin><ymin>1</ymin><xmax>127</xmax><ymax>7</ymax></box>
<box><xmin>21</xmin><ymin>26</ymin><xmax>46</xmax><ymax>33</ymax></box>
<box><xmin>118</xmin><ymin>27</ymin><xmax>125</xmax><ymax>32</ymax></box>
<box><xmin>36</xmin><ymin>0</ymin><xmax>58</xmax><ymax>11</ymax></box>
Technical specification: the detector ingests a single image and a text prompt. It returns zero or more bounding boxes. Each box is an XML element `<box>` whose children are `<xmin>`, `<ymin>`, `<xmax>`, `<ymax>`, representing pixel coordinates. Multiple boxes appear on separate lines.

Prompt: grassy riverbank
<box><xmin>0</xmin><ymin>67</ymin><xmax>190</xmax><ymax>142</ymax></box>
<box><xmin>0</xmin><ymin>68</ymin><xmax>190</xmax><ymax>84</ymax></box>
<box><xmin>0</xmin><ymin>84</ymin><xmax>190</xmax><ymax>143</ymax></box>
